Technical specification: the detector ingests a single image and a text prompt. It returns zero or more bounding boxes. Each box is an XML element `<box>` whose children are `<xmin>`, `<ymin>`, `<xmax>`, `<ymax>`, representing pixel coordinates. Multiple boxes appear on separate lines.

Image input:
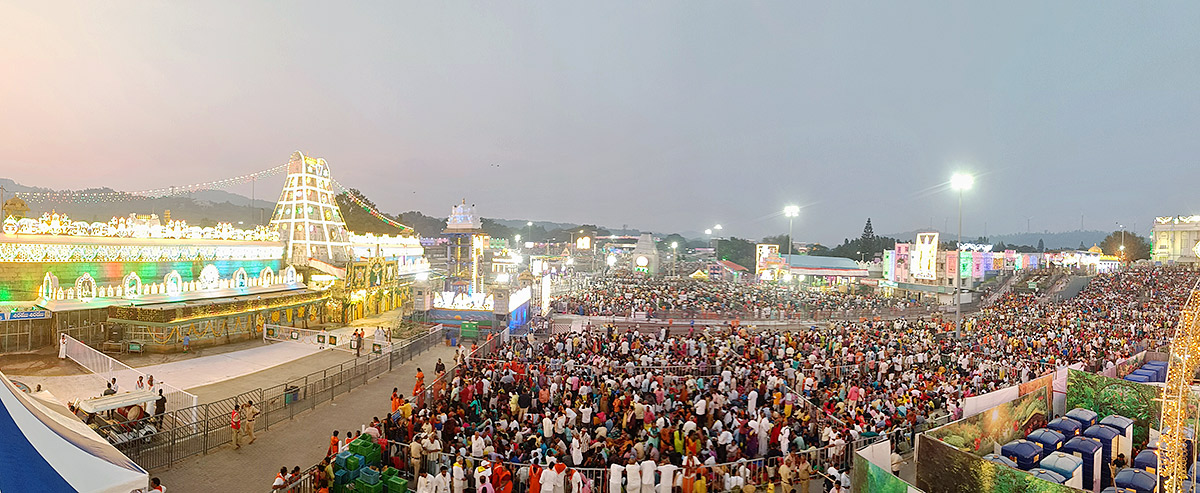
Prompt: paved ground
<box><xmin>152</xmin><ymin>343</ymin><xmax>457</xmax><ymax>491</ymax></box>
<box><xmin>1</xmin><ymin>310</ymin><xmax>423</xmax><ymax>405</ymax></box>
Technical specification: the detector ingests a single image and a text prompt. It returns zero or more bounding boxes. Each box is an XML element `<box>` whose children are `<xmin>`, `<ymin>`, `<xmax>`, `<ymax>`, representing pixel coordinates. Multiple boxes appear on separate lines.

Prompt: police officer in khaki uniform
<box><xmin>243</xmin><ymin>400</ymin><xmax>261</xmax><ymax>444</ymax></box>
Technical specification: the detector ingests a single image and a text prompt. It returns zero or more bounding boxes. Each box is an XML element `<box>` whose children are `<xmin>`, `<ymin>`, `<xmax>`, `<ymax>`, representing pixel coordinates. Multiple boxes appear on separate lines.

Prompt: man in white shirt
<box><xmin>625</xmin><ymin>462</ymin><xmax>642</xmax><ymax>493</ymax></box>
<box><xmin>640</xmin><ymin>458</ymin><xmax>656</xmax><ymax>493</ymax></box>
<box><xmin>657</xmin><ymin>460</ymin><xmax>679</xmax><ymax>493</ymax></box>
<box><xmin>453</xmin><ymin>460</ymin><xmax>467</xmax><ymax>493</ymax></box>
<box><xmin>608</xmin><ymin>463</ymin><xmax>624</xmax><ymax>493</ymax></box>
<box><xmin>433</xmin><ymin>468</ymin><xmax>452</xmax><ymax>493</ymax></box>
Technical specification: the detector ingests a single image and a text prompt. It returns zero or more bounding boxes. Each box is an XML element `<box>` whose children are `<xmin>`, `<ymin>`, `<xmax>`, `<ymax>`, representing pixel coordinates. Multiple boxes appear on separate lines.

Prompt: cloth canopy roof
<box><xmin>0</xmin><ymin>371</ymin><xmax>147</xmax><ymax>493</ymax></box>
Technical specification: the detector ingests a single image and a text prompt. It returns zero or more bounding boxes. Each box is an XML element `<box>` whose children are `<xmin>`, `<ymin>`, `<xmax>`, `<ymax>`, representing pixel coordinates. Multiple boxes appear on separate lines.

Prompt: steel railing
<box><xmin>103</xmin><ymin>327</ymin><xmax>448</xmax><ymax>471</ymax></box>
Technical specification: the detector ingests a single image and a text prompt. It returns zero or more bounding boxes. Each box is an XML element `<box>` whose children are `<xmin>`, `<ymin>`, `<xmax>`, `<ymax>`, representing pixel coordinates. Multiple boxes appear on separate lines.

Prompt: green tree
<box><xmin>716</xmin><ymin>237</ymin><xmax>756</xmax><ymax>271</ymax></box>
<box><xmin>1100</xmin><ymin>230</ymin><xmax>1151</xmax><ymax>260</ymax></box>
<box><xmin>336</xmin><ymin>189</ymin><xmax>409</xmax><ymax>235</ymax></box>
<box><xmin>860</xmin><ymin>218</ymin><xmax>877</xmax><ymax>255</ymax></box>
<box><xmin>760</xmin><ymin>234</ymin><xmax>793</xmax><ymax>253</ymax></box>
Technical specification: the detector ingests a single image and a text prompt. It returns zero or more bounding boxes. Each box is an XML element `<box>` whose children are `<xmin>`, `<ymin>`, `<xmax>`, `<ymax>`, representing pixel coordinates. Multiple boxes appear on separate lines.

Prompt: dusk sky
<box><xmin>1</xmin><ymin>2</ymin><xmax>1198</xmax><ymax>243</ymax></box>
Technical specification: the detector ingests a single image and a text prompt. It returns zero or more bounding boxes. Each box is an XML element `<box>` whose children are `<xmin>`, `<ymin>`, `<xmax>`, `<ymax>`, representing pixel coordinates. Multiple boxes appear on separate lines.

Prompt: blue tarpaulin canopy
<box><xmin>0</xmin><ymin>371</ymin><xmax>148</xmax><ymax>492</ymax></box>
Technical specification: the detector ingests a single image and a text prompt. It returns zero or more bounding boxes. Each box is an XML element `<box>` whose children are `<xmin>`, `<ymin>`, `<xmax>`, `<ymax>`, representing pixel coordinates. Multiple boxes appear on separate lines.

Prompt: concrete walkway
<box><xmin>8</xmin><ymin>325</ymin><xmax>366</xmax><ymax>405</ymax></box>
<box><xmin>152</xmin><ymin>343</ymin><xmax>457</xmax><ymax>491</ymax></box>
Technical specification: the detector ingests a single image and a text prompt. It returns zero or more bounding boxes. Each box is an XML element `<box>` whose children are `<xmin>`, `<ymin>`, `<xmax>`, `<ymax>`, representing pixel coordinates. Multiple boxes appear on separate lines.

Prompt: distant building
<box><xmin>629</xmin><ymin>234</ymin><xmax>660</xmax><ymax>275</ymax></box>
<box><xmin>1152</xmin><ymin>215</ymin><xmax>1200</xmax><ymax>264</ymax></box>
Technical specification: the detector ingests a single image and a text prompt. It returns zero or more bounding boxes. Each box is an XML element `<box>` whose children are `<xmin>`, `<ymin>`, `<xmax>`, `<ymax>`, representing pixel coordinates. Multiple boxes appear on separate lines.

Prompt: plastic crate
<box><xmin>360</xmin><ymin>467</ymin><xmax>381</xmax><ymax>485</ymax></box>
<box><xmin>381</xmin><ymin>467</ymin><xmax>398</xmax><ymax>480</ymax></box>
<box><xmin>364</xmin><ymin>449</ymin><xmax>381</xmax><ymax>467</ymax></box>
<box><xmin>356</xmin><ymin>478</ymin><xmax>385</xmax><ymax>493</ymax></box>
<box><xmin>386</xmin><ymin>476</ymin><xmax>409</xmax><ymax>493</ymax></box>
<box><xmin>346</xmin><ymin>454</ymin><xmax>363</xmax><ymax>471</ymax></box>
<box><xmin>335</xmin><ymin>450</ymin><xmax>353</xmax><ymax>469</ymax></box>
<box><xmin>335</xmin><ymin>469</ymin><xmax>351</xmax><ymax>486</ymax></box>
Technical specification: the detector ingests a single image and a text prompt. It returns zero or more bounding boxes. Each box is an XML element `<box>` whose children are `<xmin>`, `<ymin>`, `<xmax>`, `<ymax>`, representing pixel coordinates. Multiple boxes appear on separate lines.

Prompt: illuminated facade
<box><xmin>443</xmin><ymin>200</ymin><xmax>487</xmax><ymax>294</ymax></box>
<box><xmin>0</xmin><ymin>150</ymin><xmax>434</xmax><ymax>352</ymax></box>
<box><xmin>1152</xmin><ymin>215</ymin><xmax>1200</xmax><ymax>264</ymax></box>
<box><xmin>333</xmin><ymin>234</ymin><xmax>429</xmax><ymax>322</ymax></box>
<box><xmin>269</xmin><ymin>151</ymin><xmax>352</xmax><ymax>266</ymax></box>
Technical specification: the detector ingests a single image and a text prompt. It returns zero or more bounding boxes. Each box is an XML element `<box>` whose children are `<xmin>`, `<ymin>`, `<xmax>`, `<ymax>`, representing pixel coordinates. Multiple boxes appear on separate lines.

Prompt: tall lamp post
<box><xmin>1116</xmin><ymin>222</ymin><xmax>1126</xmax><ymax>264</ymax></box>
<box><xmin>671</xmin><ymin>241</ymin><xmax>678</xmax><ymax>276</ymax></box>
<box><xmin>783</xmin><ymin>206</ymin><xmax>800</xmax><ymax>286</ymax></box>
<box><xmin>950</xmin><ymin>172</ymin><xmax>974</xmax><ymax>339</ymax></box>
<box><xmin>783</xmin><ymin>206</ymin><xmax>800</xmax><ymax>256</ymax></box>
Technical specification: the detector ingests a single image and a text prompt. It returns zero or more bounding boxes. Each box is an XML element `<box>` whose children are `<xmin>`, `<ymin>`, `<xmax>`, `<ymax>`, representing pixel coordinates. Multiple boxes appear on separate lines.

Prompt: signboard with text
<box><xmin>0</xmin><ymin>310</ymin><xmax>51</xmax><ymax>322</ymax></box>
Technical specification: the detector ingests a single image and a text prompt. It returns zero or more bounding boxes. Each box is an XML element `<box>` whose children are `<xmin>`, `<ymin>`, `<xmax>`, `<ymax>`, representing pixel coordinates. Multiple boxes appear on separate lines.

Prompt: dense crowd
<box><xmin>293</xmin><ymin>267</ymin><xmax>1197</xmax><ymax>493</ymax></box>
<box><xmin>552</xmin><ymin>277</ymin><xmax>931</xmax><ymax>319</ymax></box>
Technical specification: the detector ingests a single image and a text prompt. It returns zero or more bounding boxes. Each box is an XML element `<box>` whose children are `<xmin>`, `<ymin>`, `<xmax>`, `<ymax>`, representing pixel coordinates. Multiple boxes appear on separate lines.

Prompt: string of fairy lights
<box><xmin>330</xmin><ymin>179</ymin><xmax>412</xmax><ymax>232</ymax></box>
<box><xmin>9</xmin><ymin>163</ymin><xmax>414</xmax><ymax>234</ymax></box>
<box><xmin>12</xmin><ymin>165</ymin><xmax>287</xmax><ymax>203</ymax></box>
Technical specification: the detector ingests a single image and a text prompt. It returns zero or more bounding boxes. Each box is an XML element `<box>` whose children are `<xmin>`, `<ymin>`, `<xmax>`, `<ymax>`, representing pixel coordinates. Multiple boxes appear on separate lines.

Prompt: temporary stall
<box><xmin>1124</xmin><ymin>373</ymin><xmax>1150</xmax><ymax>383</ymax></box>
<box><xmin>1085</xmin><ymin>425</ymin><xmax>1120</xmax><ymax>489</ymax></box>
<box><xmin>1067</xmin><ymin>408</ymin><xmax>1099</xmax><ymax>429</ymax></box>
<box><xmin>1040</xmin><ymin>451</ymin><xmax>1084</xmax><ymax>489</ymax></box>
<box><xmin>1064</xmin><ymin>435</ymin><xmax>1104</xmax><ymax>492</ymax></box>
<box><xmin>1049</xmin><ymin>417</ymin><xmax>1083</xmax><ymax>438</ymax></box>
<box><xmin>1002</xmin><ymin>439</ymin><xmax>1044</xmax><ymax>470</ymax></box>
<box><xmin>1133</xmin><ymin>449</ymin><xmax>1159</xmax><ymax>474</ymax></box>
<box><xmin>1099</xmin><ymin>415</ymin><xmax>1135</xmax><ymax>460</ymax></box>
<box><xmin>1113</xmin><ymin>468</ymin><xmax>1157</xmax><ymax>493</ymax></box>
<box><xmin>0</xmin><ymin>371</ymin><xmax>148</xmax><ymax>492</ymax></box>
<box><xmin>1028</xmin><ymin>468</ymin><xmax>1067</xmax><ymax>484</ymax></box>
<box><xmin>1140</xmin><ymin>361</ymin><xmax>1167</xmax><ymax>381</ymax></box>
<box><xmin>984</xmin><ymin>454</ymin><xmax>1019</xmax><ymax>468</ymax></box>
<box><xmin>1028</xmin><ymin>428</ymin><xmax>1066</xmax><ymax>456</ymax></box>
<box><xmin>1130</xmin><ymin>369</ymin><xmax>1158</xmax><ymax>383</ymax></box>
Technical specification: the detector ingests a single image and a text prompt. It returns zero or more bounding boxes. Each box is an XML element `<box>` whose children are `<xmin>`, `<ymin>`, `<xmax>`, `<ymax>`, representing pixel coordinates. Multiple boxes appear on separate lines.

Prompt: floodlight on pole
<box><xmin>950</xmin><ymin>173</ymin><xmax>974</xmax><ymax>191</ymax></box>
<box><xmin>705</xmin><ymin>229</ymin><xmax>713</xmax><ymax>235</ymax></box>
<box><xmin>783</xmin><ymin>205</ymin><xmax>800</xmax><ymax>273</ymax></box>
<box><xmin>670</xmin><ymin>241</ymin><xmax>678</xmax><ymax>276</ymax></box>
<box><xmin>950</xmin><ymin>172</ymin><xmax>974</xmax><ymax>339</ymax></box>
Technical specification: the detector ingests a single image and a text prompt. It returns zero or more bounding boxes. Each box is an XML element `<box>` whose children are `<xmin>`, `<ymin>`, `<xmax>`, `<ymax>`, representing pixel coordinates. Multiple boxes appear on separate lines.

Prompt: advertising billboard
<box><xmin>911</xmin><ymin>232</ymin><xmax>939</xmax><ymax>280</ymax></box>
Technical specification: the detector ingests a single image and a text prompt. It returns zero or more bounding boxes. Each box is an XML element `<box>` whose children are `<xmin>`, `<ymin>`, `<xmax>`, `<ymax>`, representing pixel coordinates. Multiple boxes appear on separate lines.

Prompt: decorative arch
<box><xmin>1161</xmin><ymin>285</ymin><xmax>1200</xmax><ymax>492</ymax></box>
<box><xmin>233</xmin><ymin>267</ymin><xmax>249</xmax><ymax>289</ymax></box>
<box><xmin>164</xmin><ymin>271</ymin><xmax>183</xmax><ymax>295</ymax></box>
<box><xmin>39</xmin><ymin>272</ymin><xmax>59</xmax><ymax>300</ymax></box>
<box><xmin>199</xmin><ymin>264</ymin><xmax>220</xmax><ymax>290</ymax></box>
<box><xmin>259</xmin><ymin>267</ymin><xmax>275</xmax><ymax>286</ymax></box>
<box><xmin>122</xmin><ymin>272</ymin><xmax>142</xmax><ymax>298</ymax></box>
<box><xmin>74</xmin><ymin>273</ymin><xmax>96</xmax><ymax>302</ymax></box>
<box><xmin>283</xmin><ymin>265</ymin><xmax>298</xmax><ymax>285</ymax></box>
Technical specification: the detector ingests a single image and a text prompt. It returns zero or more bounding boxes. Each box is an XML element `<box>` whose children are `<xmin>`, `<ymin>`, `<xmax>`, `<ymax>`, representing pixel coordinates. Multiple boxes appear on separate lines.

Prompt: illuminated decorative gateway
<box><xmin>1160</xmin><ymin>281</ymin><xmax>1200</xmax><ymax>493</ymax></box>
<box><xmin>268</xmin><ymin>151</ymin><xmax>352</xmax><ymax>266</ymax></box>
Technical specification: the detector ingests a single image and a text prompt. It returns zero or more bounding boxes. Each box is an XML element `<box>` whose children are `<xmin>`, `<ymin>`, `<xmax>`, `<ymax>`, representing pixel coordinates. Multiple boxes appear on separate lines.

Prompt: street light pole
<box><xmin>950</xmin><ymin>172</ymin><xmax>974</xmax><ymax>339</ymax></box>
<box><xmin>671</xmin><ymin>242</ymin><xmax>678</xmax><ymax>276</ymax></box>
<box><xmin>1117</xmin><ymin>222</ymin><xmax>1126</xmax><ymax>264</ymax></box>
<box><xmin>957</xmin><ymin>188</ymin><xmax>963</xmax><ymax>338</ymax></box>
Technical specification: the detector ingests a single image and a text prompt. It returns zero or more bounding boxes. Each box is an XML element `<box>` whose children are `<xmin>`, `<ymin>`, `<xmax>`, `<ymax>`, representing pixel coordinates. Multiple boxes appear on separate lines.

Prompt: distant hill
<box><xmin>880</xmin><ymin>228</ymin><xmax>1113</xmax><ymax>250</ymax></box>
<box><xmin>1</xmin><ymin>178</ymin><xmax>273</xmax><ymax>226</ymax></box>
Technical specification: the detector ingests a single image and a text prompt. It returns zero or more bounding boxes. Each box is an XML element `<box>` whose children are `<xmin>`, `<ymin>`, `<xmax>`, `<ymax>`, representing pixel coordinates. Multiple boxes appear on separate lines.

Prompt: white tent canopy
<box><xmin>0</xmin><ymin>371</ymin><xmax>148</xmax><ymax>492</ymax></box>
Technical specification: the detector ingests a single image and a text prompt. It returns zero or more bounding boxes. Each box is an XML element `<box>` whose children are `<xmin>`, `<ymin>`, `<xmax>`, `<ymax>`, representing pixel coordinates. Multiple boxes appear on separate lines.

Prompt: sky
<box><xmin>1</xmin><ymin>2</ymin><xmax>1198</xmax><ymax>243</ymax></box>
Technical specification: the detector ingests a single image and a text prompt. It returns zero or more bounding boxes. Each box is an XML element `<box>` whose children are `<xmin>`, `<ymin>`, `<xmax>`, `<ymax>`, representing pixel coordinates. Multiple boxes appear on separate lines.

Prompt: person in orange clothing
<box><xmin>414</xmin><ymin>368</ymin><xmax>425</xmax><ymax>394</ymax></box>
<box><xmin>391</xmin><ymin>388</ymin><xmax>401</xmax><ymax>414</ymax></box>
<box><xmin>492</xmin><ymin>462</ymin><xmax>512</xmax><ymax>493</ymax></box>
<box><xmin>327</xmin><ymin>430</ymin><xmax>340</xmax><ymax>457</ymax></box>
<box><xmin>529</xmin><ymin>463</ymin><xmax>542</xmax><ymax>493</ymax></box>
